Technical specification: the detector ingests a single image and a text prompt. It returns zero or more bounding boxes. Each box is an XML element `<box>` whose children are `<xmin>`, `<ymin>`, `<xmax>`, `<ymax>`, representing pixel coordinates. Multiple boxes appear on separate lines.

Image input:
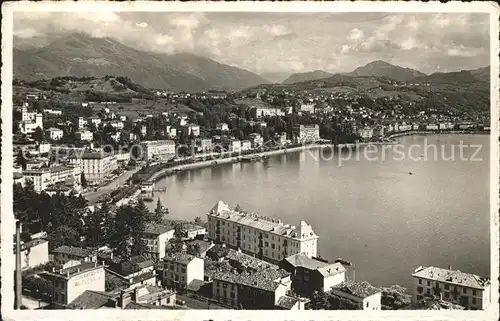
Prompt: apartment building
<box><xmin>212</xmin><ymin>269</ymin><xmax>294</xmax><ymax>309</ymax></box>
<box><xmin>19</xmin><ymin>113</ymin><xmax>43</xmax><ymax>135</ymax></box>
<box><xmin>300</xmin><ymin>104</ymin><xmax>315</xmax><ymax>114</ymax></box>
<box><xmin>47</xmin><ymin>262</ymin><xmax>106</xmax><ymax>308</ymax></box>
<box><xmin>280</xmin><ymin>253</ymin><xmax>346</xmax><ymax>297</ymax></box>
<box><xmin>161</xmin><ymin>253</ymin><xmax>204</xmax><ymax>290</ymax></box>
<box><xmin>68</xmin><ymin>151</ymin><xmax>118</xmax><ymax>185</ymax></box>
<box><xmin>331</xmin><ymin>281</ymin><xmax>382</xmax><ymax>310</ymax></box>
<box><xmin>241</xmin><ymin>140</ymin><xmax>252</xmax><ymax>151</ymax></box>
<box><xmin>225</xmin><ymin>139</ymin><xmax>241</xmax><ymax>153</ymax></box>
<box><xmin>292</xmin><ymin>125</ymin><xmax>320</xmax><ymax>143</ymax></box>
<box><xmin>249</xmin><ymin>133</ymin><xmax>264</xmax><ymax>147</ymax></box>
<box><xmin>354</xmin><ymin>126</ymin><xmax>374</xmax><ymax>139</ymax></box>
<box><xmin>14</xmin><ymin>238</ymin><xmax>49</xmax><ymax>270</ymax></box>
<box><xmin>52</xmin><ymin>246</ymin><xmax>97</xmax><ymax>265</ymax></box>
<box><xmin>76</xmin><ymin>130</ymin><xmax>94</xmax><ymax>141</ymax></box>
<box><xmin>191</xmin><ymin>138</ymin><xmax>212</xmax><ymax>153</ymax></box>
<box><xmin>141</xmin><ymin>223</ymin><xmax>175</xmax><ymax>260</ymax></box>
<box><xmin>88</xmin><ymin>116</ymin><xmax>102</xmax><ymax>127</ymax></box>
<box><xmin>251</xmin><ymin>107</ymin><xmax>285</xmax><ymax>119</ymax></box>
<box><xmin>216</xmin><ymin>123</ymin><xmax>229</xmax><ymax>132</ymax></box>
<box><xmin>139</xmin><ymin>140</ymin><xmax>176</xmax><ymax>162</ymax></box>
<box><xmin>411</xmin><ymin>266</ymin><xmax>491</xmax><ymax>310</ymax></box>
<box><xmin>46</xmin><ymin>128</ymin><xmax>64</xmax><ymax>140</ymax></box>
<box><xmin>207</xmin><ymin>201</ymin><xmax>319</xmax><ymax>262</ymax></box>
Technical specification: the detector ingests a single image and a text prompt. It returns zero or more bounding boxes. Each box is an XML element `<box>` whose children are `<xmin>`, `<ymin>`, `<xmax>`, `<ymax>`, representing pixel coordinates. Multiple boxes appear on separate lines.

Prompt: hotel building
<box><xmin>139</xmin><ymin>140</ymin><xmax>176</xmax><ymax>162</ymax></box>
<box><xmin>161</xmin><ymin>253</ymin><xmax>204</xmax><ymax>290</ymax></box>
<box><xmin>206</xmin><ymin>201</ymin><xmax>319</xmax><ymax>262</ymax></box>
<box><xmin>411</xmin><ymin>266</ymin><xmax>491</xmax><ymax>310</ymax></box>
<box><xmin>68</xmin><ymin>151</ymin><xmax>118</xmax><ymax>185</ymax></box>
<box><xmin>292</xmin><ymin>125</ymin><xmax>320</xmax><ymax>143</ymax></box>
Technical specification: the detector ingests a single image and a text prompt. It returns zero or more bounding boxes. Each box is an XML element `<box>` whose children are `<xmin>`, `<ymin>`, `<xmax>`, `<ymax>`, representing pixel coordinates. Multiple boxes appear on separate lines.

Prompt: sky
<box><xmin>13</xmin><ymin>12</ymin><xmax>490</xmax><ymax>75</ymax></box>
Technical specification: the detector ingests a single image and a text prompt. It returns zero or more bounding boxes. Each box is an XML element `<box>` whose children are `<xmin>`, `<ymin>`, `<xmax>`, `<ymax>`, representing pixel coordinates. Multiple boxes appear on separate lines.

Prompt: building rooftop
<box><xmin>333</xmin><ymin>281</ymin><xmax>381</xmax><ymax>298</ymax></box>
<box><xmin>227</xmin><ymin>249</ymin><xmax>277</xmax><ymax>271</ymax></box>
<box><xmin>52</xmin><ymin>245</ymin><xmax>94</xmax><ymax>258</ymax></box>
<box><xmin>163</xmin><ymin>252</ymin><xmax>197</xmax><ymax>265</ymax></box>
<box><xmin>15</xmin><ymin>238</ymin><xmax>48</xmax><ymax>252</ymax></box>
<box><xmin>66</xmin><ymin>290</ymin><xmax>116</xmax><ymax>309</ymax></box>
<box><xmin>53</xmin><ymin>262</ymin><xmax>103</xmax><ymax>279</ymax></box>
<box><xmin>124</xmin><ymin>302</ymin><xmax>188</xmax><ymax>310</ymax></box>
<box><xmin>275</xmin><ymin>296</ymin><xmax>299</xmax><ymax>309</ymax></box>
<box><xmin>412</xmin><ymin>266</ymin><xmax>490</xmax><ymax>290</ymax></box>
<box><xmin>283</xmin><ymin>253</ymin><xmax>329</xmax><ymax>270</ymax></box>
<box><xmin>143</xmin><ymin>222</ymin><xmax>175</xmax><ymax>235</ymax></box>
<box><xmin>45</xmin><ymin>184</ymin><xmax>72</xmax><ymax>192</ymax></box>
<box><xmin>208</xmin><ymin>201</ymin><xmax>318</xmax><ymax>241</ymax></box>
<box><xmin>317</xmin><ymin>263</ymin><xmax>346</xmax><ymax>277</ymax></box>
<box><xmin>213</xmin><ymin>269</ymin><xmax>290</xmax><ymax>292</ymax></box>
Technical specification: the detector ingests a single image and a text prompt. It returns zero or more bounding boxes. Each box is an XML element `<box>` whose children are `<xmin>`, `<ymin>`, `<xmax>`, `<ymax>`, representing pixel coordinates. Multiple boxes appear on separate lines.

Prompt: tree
<box><xmin>81</xmin><ymin>172</ymin><xmax>88</xmax><ymax>188</ymax></box>
<box><xmin>48</xmin><ymin>225</ymin><xmax>81</xmax><ymax>249</ymax></box>
<box><xmin>33</xmin><ymin>126</ymin><xmax>44</xmax><ymax>142</ymax></box>
<box><xmin>153</xmin><ymin>198</ymin><xmax>164</xmax><ymax>224</ymax></box>
<box><xmin>83</xmin><ymin>206</ymin><xmax>106</xmax><ymax>248</ymax></box>
<box><xmin>16</xmin><ymin>149</ymin><xmax>27</xmax><ymax>170</ymax></box>
<box><xmin>194</xmin><ymin>217</ymin><xmax>203</xmax><ymax>226</ymax></box>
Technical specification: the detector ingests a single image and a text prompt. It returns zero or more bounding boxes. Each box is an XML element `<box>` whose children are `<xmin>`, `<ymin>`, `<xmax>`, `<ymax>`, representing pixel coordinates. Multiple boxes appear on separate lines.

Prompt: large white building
<box><xmin>411</xmin><ymin>266</ymin><xmax>491</xmax><ymax>310</ymax></box>
<box><xmin>46</xmin><ymin>128</ymin><xmax>64</xmax><ymax>141</ymax></box>
<box><xmin>139</xmin><ymin>140</ymin><xmax>176</xmax><ymax>162</ymax></box>
<box><xmin>23</xmin><ymin>164</ymin><xmax>82</xmax><ymax>193</ymax></box>
<box><xmin>161</xmin><ymin>253</ymin><xmax>204</xmax><ymax>290</ymax></box>
<box><xmin>68</xmin><ymin>151</ymin><xmax>118</xmax><ymax>185</ymax></box>
<box><xmin>292</xmin><ymin>125</ymin><xmax>320</xmax><ymax>143</ymax></box>
<box><xmin>207</xmin><ymin>201</ymin><xmax>319</xmax><ymax>262</ymax></box>
<box><xmin>19</xmin><ymin>106</ymin><xmax>43</xmax><ymax>135</ymax></box>
<box><xmin>141</xmin><ymin>223</ymin><xmax>175</xmax><ymax>260</ymax></box>
<box><xmin>76</xmin><ymin>130</ymin><xmax>94</xmax><ymax>142</ymax></box>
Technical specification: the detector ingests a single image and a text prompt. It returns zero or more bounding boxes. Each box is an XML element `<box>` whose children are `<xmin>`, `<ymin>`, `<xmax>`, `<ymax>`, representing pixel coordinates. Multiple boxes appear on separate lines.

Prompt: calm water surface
<box><xmin>148</xmin><ymin>135</ymin><xmax>490</xmax><ymax>289</ymax></box>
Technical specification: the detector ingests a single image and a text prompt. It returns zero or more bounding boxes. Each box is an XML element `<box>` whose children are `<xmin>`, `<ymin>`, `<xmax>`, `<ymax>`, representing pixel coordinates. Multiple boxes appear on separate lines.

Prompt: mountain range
<box><xmin>13</xmin><ymin>33</ymin><xmax>269</xmax><ymax>92</ymax></box>
<box><xmin>14</xmin><ymin>33</ymin><xmax>489</xmax><ymax>92</ymax></box>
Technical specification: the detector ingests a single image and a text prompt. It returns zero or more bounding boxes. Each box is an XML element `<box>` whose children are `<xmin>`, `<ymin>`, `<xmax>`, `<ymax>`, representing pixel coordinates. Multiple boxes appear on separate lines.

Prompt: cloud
<box><xmin>12</xmin><ymin>12</ymin><xmax>490</xmax><ymax>74</ymax></box>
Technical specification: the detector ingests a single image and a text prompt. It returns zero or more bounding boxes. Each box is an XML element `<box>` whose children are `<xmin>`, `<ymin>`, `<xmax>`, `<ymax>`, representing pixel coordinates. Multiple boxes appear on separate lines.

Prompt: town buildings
<box><xmin>52</xmin><ymin>246</ymin><xmax>97</xmax><ymax>265</ymax></box>
<box><xmin>46</xmin><ymin>128</ymin><xmax>64</xmax><ymax>140</ymax></box>
<box><xmin>331</xmin><ymin>281</ymin><xmax>382</xmax><ymax>310</ymax></box>
<box><xmin>76</xmin><ymin>130</ymin><xmax>94</xmax><ymax>141</ymax></box>
<box><xmin>251</xmin><ymin>106</ymin><xmax>285</xmax><ymax>119</ymax></box>
<box><xmin>161</xmin><ymin>253</ymin><xmax>204</xmax><ymax>290</ymax></box>
<box><xmin>211</xmin><ymin>269</ymin><xmax>295</xmax><ymax>309</ymax></box>
<box><xmin>47</xmin><ymin>262</ymin><xmax>106</xmax><ymax>309</ymax></box>
<box><xmin>139</xmin><ymin>140</ymin><xmax>176</xmax><ymax>162</ymax></box>
<box><xmin>411</xmin><ymin>266</ymin><xmax>491</xmax><ymax>310</ymax></box>
<box><xmin>292</xmin><ymin>125</ymin><xmax>320</xmax><ymax>143</ymax></box>
<box><xmin>280</xmin><ymin>253</ymin><xmax>346</xmax><ymax>296</ymax></box>
<box><xmin>141</xmin><ymin>223</ymin><xmax>175</xmax><ymax>260</ymax></box>
<box><xmin>22</xmin><ymin>164</ymin><xmax>82</xmax><ymax>193</ymax></box>
<box><xmin>68</xmin><ymin>151</ymin><xmax>118</xmax><ymax>185</ymax></box>
<box><xmin>14</xmin><ymin>238</ymin><xmax>49</xmax><ymax>270</ymax></box>
<box><xmin>207</xmin><ymin>201</ymin><xmax>319</xmax><ymax>262</ymax></box>
<box><xmin>300</xmin><ymin>104</ymin><xmax>315</xmax><ymax>114</ymax></box>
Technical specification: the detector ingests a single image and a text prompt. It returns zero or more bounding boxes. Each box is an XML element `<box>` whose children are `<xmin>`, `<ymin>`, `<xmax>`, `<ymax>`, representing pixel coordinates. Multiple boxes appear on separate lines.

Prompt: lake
<box><xmin>148</xmin><ymin>134</ymin><xmax>490</xmax><ymax>289</ymax></box>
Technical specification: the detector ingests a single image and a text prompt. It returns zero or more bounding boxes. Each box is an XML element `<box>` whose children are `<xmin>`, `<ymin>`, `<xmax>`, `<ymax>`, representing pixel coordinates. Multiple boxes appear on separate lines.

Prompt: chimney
<box><xmin>15</xmin><ymin>221</ymin><xmax>22</xmax><ymax>309</ymax></box>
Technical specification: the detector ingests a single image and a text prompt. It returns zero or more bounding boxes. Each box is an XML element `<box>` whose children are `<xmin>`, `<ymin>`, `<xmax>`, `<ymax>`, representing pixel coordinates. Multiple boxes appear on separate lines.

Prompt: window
<box><xmin>427</xmin><ymin>280</ymin><xmax>431</xmax><ymax>286</ymax></box>
<box><xmin>223</xmin><ymin>283</ymin><xmax>228</xmax><ymax>288</ymax></box>
<box><xmin>473</xmin><ymin>290</ymin><xmax>477</xmax><ymax>296</ymax></box>
<box><xmin>230</xmin><ymin>292</ymin><xmax>235</xmax><ymax>299</ymax></box>
<box><xmin>55</xmin><ymin>292</ymin><xmax>59</xmax><ymax>301</ymax></box>
<box><xmin>472</xmin><ymin>298</ymin><xmax>476</xmax><ymax>305</ymax></box>
<box><xmin>463</xmin><ymin>288</ymin><xmax>467</xmax><ymax>294</ymax></box>
<box><xmin>426</xmin><ymin>289</ymin><xmax>430</xmax><ymax>295</ymax></box>
<box><xmin>444</xmin><ymin>292</ymin><xmax>449</xmax><ymax>299</ymax></box>
<box><xmin>271</xmin><ymin>244</ymin><xmax>275</xmax><ymax>249</ymax></box>
<box><xmin>61</xmin><ymin>293</ymin><xmax>65</xmax><ymax>303</ymax></box>
<box><xmin>418</xmin><ymin>279</ymin><xmax>422</xmax><ymax>285</ymax></box>
<box><xmin>445</xmin><ymin>284</ymin><xmax>449</xmax><ymax>290</ymax></box>
<box><xmin>231</xmin><ymin>284</ymin><xmax>235</xmax><ymax>290</ymax></box>
<box><xmin>366</xmin><ymin>301</ymin><xmax>369</xmax><ymax>308</ymax></box>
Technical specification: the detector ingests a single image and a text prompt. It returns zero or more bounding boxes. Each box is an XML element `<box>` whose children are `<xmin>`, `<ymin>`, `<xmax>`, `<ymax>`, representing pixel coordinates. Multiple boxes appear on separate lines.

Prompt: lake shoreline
<box><xmin>148</xmin><ymin>131</ymin><xmax>489</xmax><ymax>183</ymax></box>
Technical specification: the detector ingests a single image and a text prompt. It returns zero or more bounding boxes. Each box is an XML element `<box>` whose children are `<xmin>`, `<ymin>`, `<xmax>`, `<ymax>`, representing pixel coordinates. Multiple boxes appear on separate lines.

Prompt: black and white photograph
<box><xmin>1</xmin><ymin>1</ymin><xmax>499</xmax><ymax>319</ymax></box>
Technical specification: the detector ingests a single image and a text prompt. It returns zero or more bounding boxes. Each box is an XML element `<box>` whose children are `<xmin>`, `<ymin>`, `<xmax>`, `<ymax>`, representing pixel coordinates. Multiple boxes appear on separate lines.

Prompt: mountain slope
<box><xmin>469</xmin><ymin>66</ymin><xmax>489</xmax><ymax>82</ymax></box>
<box><xmin>161</xmin><ymin>52</ymin><xmax>269</xmax><ymax>91</ymax></box>
<box><xmin>345</xmin><ymin>60</ymin><xmax>426</xmax><ymax>82</ymax></box>
<box><xmin>412</xmin><ymin>70</ymin><xmax>485</xmax><ymax>86</ymax></box>
<box><xmin>282</xmin><ymin>70</ymin><xmax>333</xmax><ymax>84</ymax></box>
<box><xmin>13</xmin><ymin>33</ymin><xmax>268</xmax><ymax>92</ymax></box>
<box><xmin>260</xmin><ymin>71</ymin><xmax>292</xmax><ymax>84</ymax></box>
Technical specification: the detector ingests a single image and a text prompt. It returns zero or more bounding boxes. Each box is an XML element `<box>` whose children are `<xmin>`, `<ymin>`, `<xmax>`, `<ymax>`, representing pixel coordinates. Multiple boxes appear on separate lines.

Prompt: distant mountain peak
<box><xmin>347</xmin><ymin>60</ymin><xmax>426</xmax><ymax>82</ymax></box>
<box><xmin>282</xmin><ymin>70</ymin><xmax>333</xmax><ymax>84</ymax></box>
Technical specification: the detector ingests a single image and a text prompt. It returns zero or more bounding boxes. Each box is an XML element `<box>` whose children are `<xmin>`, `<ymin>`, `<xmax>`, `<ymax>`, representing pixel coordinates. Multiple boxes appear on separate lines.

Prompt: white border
<box><xmin>1</xmin><ymin>1</ymin><xmax>499</xmax><ymax>320</ymax></box>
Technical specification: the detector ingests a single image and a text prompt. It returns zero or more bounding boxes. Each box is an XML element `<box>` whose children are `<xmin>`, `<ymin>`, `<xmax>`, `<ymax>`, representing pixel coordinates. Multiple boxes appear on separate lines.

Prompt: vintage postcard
<box><xmin>1</xmin><ymin>1</ymin><xmax>499</xmax><ymax>320</ymax></box>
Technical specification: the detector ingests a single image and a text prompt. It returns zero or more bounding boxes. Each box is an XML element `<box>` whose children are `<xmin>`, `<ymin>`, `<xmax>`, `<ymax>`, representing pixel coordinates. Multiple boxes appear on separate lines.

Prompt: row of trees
<box><xmin>13</xmin><ymin>182</ymin><xmax>166</xmax><ymax>259</ymax></box>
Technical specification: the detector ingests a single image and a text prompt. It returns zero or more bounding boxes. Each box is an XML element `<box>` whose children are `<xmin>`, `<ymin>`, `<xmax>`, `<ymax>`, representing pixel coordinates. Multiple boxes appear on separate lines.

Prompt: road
<box><xmin>84</xmin><ymin>167</ymin><xmax>141</xmax><ymax>204</ymax></box>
